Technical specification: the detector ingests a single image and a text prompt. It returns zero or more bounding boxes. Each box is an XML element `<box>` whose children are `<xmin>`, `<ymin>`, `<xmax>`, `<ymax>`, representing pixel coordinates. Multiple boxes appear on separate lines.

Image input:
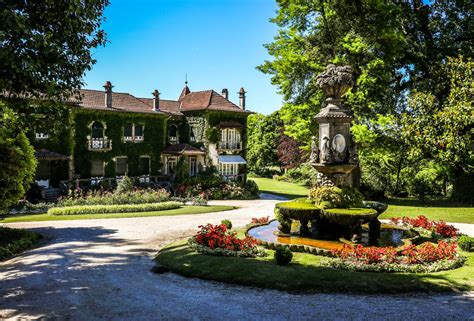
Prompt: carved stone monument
<box><xmin>311</xmin><ymin>65</ymin><xmax>358</xmax><ymax>187</ymax></box>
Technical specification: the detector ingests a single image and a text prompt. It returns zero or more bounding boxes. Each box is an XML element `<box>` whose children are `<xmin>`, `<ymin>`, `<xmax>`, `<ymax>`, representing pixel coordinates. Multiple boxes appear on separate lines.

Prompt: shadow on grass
<box><xmin>156</xmin><ymin>241</ymin><xmax>473</xmax><ymax>294</ymax></box>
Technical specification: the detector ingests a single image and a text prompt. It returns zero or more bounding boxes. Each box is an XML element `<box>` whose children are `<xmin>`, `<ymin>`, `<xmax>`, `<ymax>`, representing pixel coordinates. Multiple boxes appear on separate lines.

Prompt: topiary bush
<box><xmin>275</xmin><ymin>198</ymin><xmax>320</xmax><ymax>222</ymax></box>
<box><xmin>221</xmin><ymin>219</ymin><xmax>232</xmax><ymax>230</ymax></box>
<box><xmin>274</xmin><ymin>246</ymin><xmax>293</xmax><ymax>265</ymax></box>
<box><xmin>458</xmin><ymin>235</ymin><xmax>473</xmax><ymax>252</ymax></box>
<box><xmin>310</xmin><ymin>186</ymin><xmax>365</xmax><ymax>208</ymax></box>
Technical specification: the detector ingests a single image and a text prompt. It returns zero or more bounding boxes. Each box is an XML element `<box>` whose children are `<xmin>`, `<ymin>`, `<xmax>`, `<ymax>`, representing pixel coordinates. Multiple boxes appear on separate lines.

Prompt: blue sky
<box><xmin>83</xmin><ymin>0</ymin><xmax>281</xmax><ymax>115</ymax></box>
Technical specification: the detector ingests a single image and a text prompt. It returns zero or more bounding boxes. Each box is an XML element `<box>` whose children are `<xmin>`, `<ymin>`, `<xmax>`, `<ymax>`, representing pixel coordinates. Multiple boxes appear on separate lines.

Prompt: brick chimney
<box><xmin>103</xmin><ymin>81</ymin><xmax>113</xmax><ymax>108</ymax></box>
<box><xmin>221</xmin><ymin>88</ymin><xmax>228</xmax><ymax>99</ymax></box>
<box><xmin>152</xmin><ymin>89</ymin><xmax>160</xmax><ymax>111</ymax></box>
<box><xmin>238</xmin><ymin>87</ymin><xmax>246</xmax><ymax>110</ymax></box>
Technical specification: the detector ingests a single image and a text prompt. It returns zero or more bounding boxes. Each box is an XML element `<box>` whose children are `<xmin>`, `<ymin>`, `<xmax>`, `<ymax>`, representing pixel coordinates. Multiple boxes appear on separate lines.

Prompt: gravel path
<box><xmin>1</xmin><ymin>198</ymin><xmax>473</xmax><ymax>321</ymax></box>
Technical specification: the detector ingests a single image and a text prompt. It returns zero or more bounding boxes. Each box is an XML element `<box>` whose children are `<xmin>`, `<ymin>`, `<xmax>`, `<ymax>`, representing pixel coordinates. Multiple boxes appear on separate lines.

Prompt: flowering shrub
<box><xmin>329</xmin><ymin>241</ymin><xmax>464</xmax><ymax>272</ymax></box>
<box><xmin>251</xmin><ymin>216</ymin><xmax>270</xmax><ymax>225</ymax></box>
<box><xmin>390</xmin><ymin>215</ymin><xmax>458</xmax><ymax>238</ymax></box>
<box><xmin>188</xmin><ymin>223</ymin><xmax>265</xmax><ymax>257</ymax></box>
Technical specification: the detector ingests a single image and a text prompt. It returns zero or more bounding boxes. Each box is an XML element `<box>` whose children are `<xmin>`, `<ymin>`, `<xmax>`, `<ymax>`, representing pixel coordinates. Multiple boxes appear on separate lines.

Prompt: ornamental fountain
<box><xmin>247</xmin><ymin>65</ymin><xmax>407</xmax><ymax>253</ymax></box>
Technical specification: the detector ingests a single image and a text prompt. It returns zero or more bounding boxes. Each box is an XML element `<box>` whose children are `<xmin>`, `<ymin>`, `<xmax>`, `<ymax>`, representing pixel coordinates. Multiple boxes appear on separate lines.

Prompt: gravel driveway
<box><xmin>1</xmin><ymin>198</ymin><xmax>473</xmax><ymax>321</ymax></box>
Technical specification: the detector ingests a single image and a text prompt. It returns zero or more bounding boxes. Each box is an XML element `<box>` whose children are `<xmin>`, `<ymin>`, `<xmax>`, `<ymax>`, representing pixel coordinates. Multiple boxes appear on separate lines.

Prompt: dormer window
<box><xmin>123</xmin><ymin>123</ymin><xmax>144</xmax><ymax>143</ymax></box>
<box><xmin>169</xmin><ymin>124</ymin><xmax>178</xmax><ymax>144</ymax></box>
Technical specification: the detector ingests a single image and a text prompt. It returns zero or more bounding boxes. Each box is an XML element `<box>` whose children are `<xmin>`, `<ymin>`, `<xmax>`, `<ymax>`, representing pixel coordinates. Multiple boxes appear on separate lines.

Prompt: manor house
<box><xmin>31</xmin><ymin>81</ymin><xmax>252</xmax><ymax>197</ymax></box>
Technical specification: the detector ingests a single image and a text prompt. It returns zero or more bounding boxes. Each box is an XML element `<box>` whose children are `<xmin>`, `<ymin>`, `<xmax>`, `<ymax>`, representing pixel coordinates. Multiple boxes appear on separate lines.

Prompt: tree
<box><xmin>0</xmin><ymin>1</ymin><xmax>109</xmax><ymax>209</ymax></box>
<box><xmin>0</xmin><ymin>103</ymin><xmax>36</xmax><ymax>212</ymax></box>
<box><xmin>402</xmin><ymin>57</ymin><xmax>473</xmax><ymax>173</ymax></box>
<box><xmin>0</xmin><ymin>0</ymin><xmax>109</xmax><ymax>102</ymax></box>
<box><xmin>277</xmin><ymin>129</ymin><xmax>307</xmax><ymax>170</ymax></box>
<box><xmin>247</xmin><ymin>112</ymin><xmax>283</xmax><ymax>175</ymax></box>
<box><xmin>259</xmin><ymin>0</ymin><xmax>473</xmax><ymax>194</ymax></box>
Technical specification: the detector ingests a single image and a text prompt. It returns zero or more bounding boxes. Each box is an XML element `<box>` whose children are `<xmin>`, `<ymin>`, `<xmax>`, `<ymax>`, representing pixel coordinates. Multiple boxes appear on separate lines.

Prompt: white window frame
<box><xmin>189</xmin><ymin>156</ymin><xmax>198</xmax><ymax>176</ymax></box>
<box><xmin>115</xmin><ymin>156</ymin><xmax>128</xmax><ymax>176</ymax></box>
<box><xmin>139</xmin><ymin>155</ymin><xmax>151</xmax><ymax>176</ymax></box>
<box><xmin>123</xmin><ymin>123</ymin><xmax>144</xmax><ymax>143</ymax></box>
<box><xmin>90</xmin><ymin>159</ymin><xmax>105</xmax><ymax>177</ymax></box>
<box><xmin>220</xmin><ymin>128</ymin><xmax>241</xmax><ymax>150</ymax></box>
<box><xmin>166</xmin><ymin>156</ymin><xmax>178</xmax><ymax>175</ymax></box>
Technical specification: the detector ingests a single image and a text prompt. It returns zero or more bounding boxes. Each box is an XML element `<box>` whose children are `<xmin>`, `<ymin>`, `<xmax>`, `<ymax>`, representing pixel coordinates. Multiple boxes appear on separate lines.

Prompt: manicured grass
<box><xmin>249</xmin><ymin>177</ymin><xmax>309</xmax><ymax>199</ymax></box>
<box><xmin>0</xmin><ymin>205</ymin><xmax>235</xmax><ymax>223</ymax></box>
<box><xmin>0</xmin><ymin>227</ymin><xmax>41</xmax><ymax>261</ymax></box>
<box><xmin>251</xmin><ymin>178</ymin><xmax>474</xmax><ymax>223</ymax></box>
<box><xmin>381</xmin><ymin>199</ymin><xmax>474</xmax><ymax>224</ymax></box>
<box><xmin>156</xmin><ymin>238</ymin><xmax>474</xmax><ymax>294</ymax></box>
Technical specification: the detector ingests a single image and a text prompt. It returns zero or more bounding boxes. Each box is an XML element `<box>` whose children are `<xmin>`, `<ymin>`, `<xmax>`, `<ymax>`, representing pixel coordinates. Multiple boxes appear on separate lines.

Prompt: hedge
<box><xmin>0</xmin><ymin>227</ymin><xmax>41</xmax><ymax>261</ymax></box>
<box><xmin>48</xmin><ymin>201</ymin><xmax>182</xmax><ymax>215</ymax></box>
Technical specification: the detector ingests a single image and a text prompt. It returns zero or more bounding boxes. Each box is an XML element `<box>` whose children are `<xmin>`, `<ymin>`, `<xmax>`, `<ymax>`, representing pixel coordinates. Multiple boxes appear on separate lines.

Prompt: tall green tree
<box><xmin>0</xmin><ymin>0</ymin><xmax>109</xmax><ymax>210</ymax></box>
<box><xmin>259</xmin><ymin>0</ymin><xmax>473</xmax><ymax>195</ymax></box>
<box><xmin>247</xmin><ymin>111</ymin><xmax>283</xmax><ymax>175</ymax></box>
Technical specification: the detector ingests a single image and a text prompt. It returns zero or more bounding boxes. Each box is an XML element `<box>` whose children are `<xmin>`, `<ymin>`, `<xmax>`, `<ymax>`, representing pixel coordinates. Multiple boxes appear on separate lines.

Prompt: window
<box><xmin>169</xmin><ymin>125</ymin><xmax>178</xmax><ymax>143</ymax></box>
<box><xmin>220</xmin><ymin>128</ymin><xmax>241</xmax><ymax>150</ymax></box>
<box><xmin>123</xmin><ymin>123</ymin><xmax>144</xmax><ymax>143</ymax></box>
<box><xmin>166</xmin><ymin>156</ymin><xmax>177</xmax><ymax>175</ymax></box>
<box><xmin>189</xmin><ymin>156</ymin><xmax>197</xmax><ymax>176</ymax></box>
<box><xmin>135</xmin><ymin>124</ymin><xmax>144</xmax><ymax>141</ymax></box>
<box><xmin>124</xmin><ymin>123</ymin><xmax>133</xmax><ymax>141</ymax></box>
<box><xmin>90</xmin><ymin>160</ymin><xmax>104</xmax><ymax>177</ymax></box>
<box><xmin>139</xmin><ymin>156</ymin><xmax>150</xmax><ymax>175</ymax></box>
<box><xmin>219</xmin><ymin>163</ymin><xmax>238</xmax><ymax>177</ymax></box>
<box><xmin>115</xmin><ymin>157</ymin><xmax>128</xmax><ymax>176</ymax></box>
<box><xmin>91</xmin><ymin>121</ymin><xmax>104</xmax><ymax>138</ymax></box>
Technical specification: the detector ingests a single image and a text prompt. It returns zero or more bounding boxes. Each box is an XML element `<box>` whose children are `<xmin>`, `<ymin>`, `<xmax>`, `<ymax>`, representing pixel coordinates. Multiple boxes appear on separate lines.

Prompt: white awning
<box><xmin>218</xmin><ymin>155</ymin><xmax>247</xmax><ymax>164</ymax></box>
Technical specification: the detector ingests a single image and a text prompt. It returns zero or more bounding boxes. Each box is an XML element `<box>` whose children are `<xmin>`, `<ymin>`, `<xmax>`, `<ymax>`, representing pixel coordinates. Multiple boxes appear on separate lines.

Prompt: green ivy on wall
<box><xmin>73</xmin><ymin>109</ymin><xmax>167</xmax><ymax>179</ymax></box>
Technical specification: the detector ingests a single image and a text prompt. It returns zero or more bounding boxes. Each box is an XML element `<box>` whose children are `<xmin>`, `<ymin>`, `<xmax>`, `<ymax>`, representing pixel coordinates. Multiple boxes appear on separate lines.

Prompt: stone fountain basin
<box><xmin>320</xmin><ymin>208</ymin><xmax>379</xmax><ymax>226</ymax></box>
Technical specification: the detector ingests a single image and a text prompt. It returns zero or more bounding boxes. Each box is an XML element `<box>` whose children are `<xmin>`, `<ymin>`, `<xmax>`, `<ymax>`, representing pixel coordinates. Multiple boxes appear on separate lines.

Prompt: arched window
<box><xmin>135</xmin><ymin>123</ymin><xmax>143</xmax><ymax>137</ymax></box>
<box><xmin>91</xmin><ymin>121</ymin><xmax>104</xmax><ymax>138</ymax></box>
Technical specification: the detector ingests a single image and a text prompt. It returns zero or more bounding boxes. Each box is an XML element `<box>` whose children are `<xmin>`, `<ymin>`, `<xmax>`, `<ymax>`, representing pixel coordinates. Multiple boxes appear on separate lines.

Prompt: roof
<box><xmin>34</xmin><ymin>149</ymin><xmax>70</xmax><ymax>161</ymax></box>
<box><xmin>70</xmin><ymin>85</ymin><xmax>252</xmax><ymax>116</ymax></box>
<box><xmin>73</xmin><ymin>89</ymin><xmax>167</xmax><ymax>115</ymax></box>
<box><xmin>179</xmin><ymin>90</ymin><xmax>250</xmax><ymax>113</ymax></box>
<box><xmin>162</xmin><ymin>143</ymin><xmax>206</xmax><ymax>155</ymax></box>
<box><xmin>217</xmin><ymin>155</ymin><xmax>247</xmax><ymax>164</ymax></box>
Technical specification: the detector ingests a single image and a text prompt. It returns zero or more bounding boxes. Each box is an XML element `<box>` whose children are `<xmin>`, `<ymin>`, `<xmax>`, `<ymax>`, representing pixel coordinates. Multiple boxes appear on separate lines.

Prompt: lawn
<box><xmin>0</xmin><ymin>205</ymin><xmax>235</xmax><ymax>223</ymax></box>
<box><xmin>251</xmin><ymin>177</ymin><xmax>474</xmax><ymax>224</ymax></box>
<box><xmin>249</xmin><ymin>177</ymin><xmax>309</xmax><ymax>199</ymax></box>
<box><xmin>156</xmin><ymin>238</ymin><xmax>474</xmax><ymax>294</ymax></box>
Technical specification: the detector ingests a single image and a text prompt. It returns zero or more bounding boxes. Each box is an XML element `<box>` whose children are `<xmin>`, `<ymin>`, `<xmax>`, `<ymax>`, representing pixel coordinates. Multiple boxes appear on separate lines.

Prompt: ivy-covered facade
<box><xmin>29</xmin><ymin>82</ymin><xmax>252</xmax><ymax>190</ymax></box>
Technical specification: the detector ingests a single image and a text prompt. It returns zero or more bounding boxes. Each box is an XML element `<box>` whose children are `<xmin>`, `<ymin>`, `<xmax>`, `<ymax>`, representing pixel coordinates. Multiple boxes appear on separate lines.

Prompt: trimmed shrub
<box><xmin>275</xmin><ymin>198</ymin><xmax>320</xmax><ymax>221</ymax></box>
<box><xmin>458</xmin><ymin>235</ymin><xmax>473</xmax><ymax>252</ymax></box>
<box><xmin>221</xmin><ymin>219</ymin><xmax>232</xmax><ymax>230</ymax></box>
<box><xmin>309</xmin><ymin>186</ymin><xmax>343</xmax><ymax>208</ymax></box>
<box><xmin>0</xmin><ymin>227</ymin><xmax>41</xmax><ymax>261</ymax></box>
<box><xmin>274</xmin><ymin>246</ymin><xmax>293</xmax><ymax>265</ymax></box>
<box><xmin>48</xmin><ymin>201</ymin><xmax>182</xmax><ymax>215</ymax></box>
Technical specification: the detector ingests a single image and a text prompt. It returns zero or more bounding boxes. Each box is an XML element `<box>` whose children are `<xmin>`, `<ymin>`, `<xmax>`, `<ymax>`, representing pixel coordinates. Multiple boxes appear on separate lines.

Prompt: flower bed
<box><xmin>188</xmin><ymin>223</ymin><xmax>265</xmax><ymax>257</ymax></box>
<box><xmin>57</xmin><ymin>188</ymin><xmax>170</xmax><ymax>207</ymax></box>
<box><xmin>329</xmin><ymin>241</ymin><xmax>465</xmax><ymax>273</ymax></box>
<box><xmin>390</xmin><ymin>215</ymin><xmax>458</xmax><ymax>238</ymax></box>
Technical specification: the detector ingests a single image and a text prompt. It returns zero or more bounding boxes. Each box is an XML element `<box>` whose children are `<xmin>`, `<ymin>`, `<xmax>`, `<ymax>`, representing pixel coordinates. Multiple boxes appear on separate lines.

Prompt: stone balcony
<box><xmin>87</xmin><ymin>137</ymin><xmax>112</xmax><ymax>151</ymax></box>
